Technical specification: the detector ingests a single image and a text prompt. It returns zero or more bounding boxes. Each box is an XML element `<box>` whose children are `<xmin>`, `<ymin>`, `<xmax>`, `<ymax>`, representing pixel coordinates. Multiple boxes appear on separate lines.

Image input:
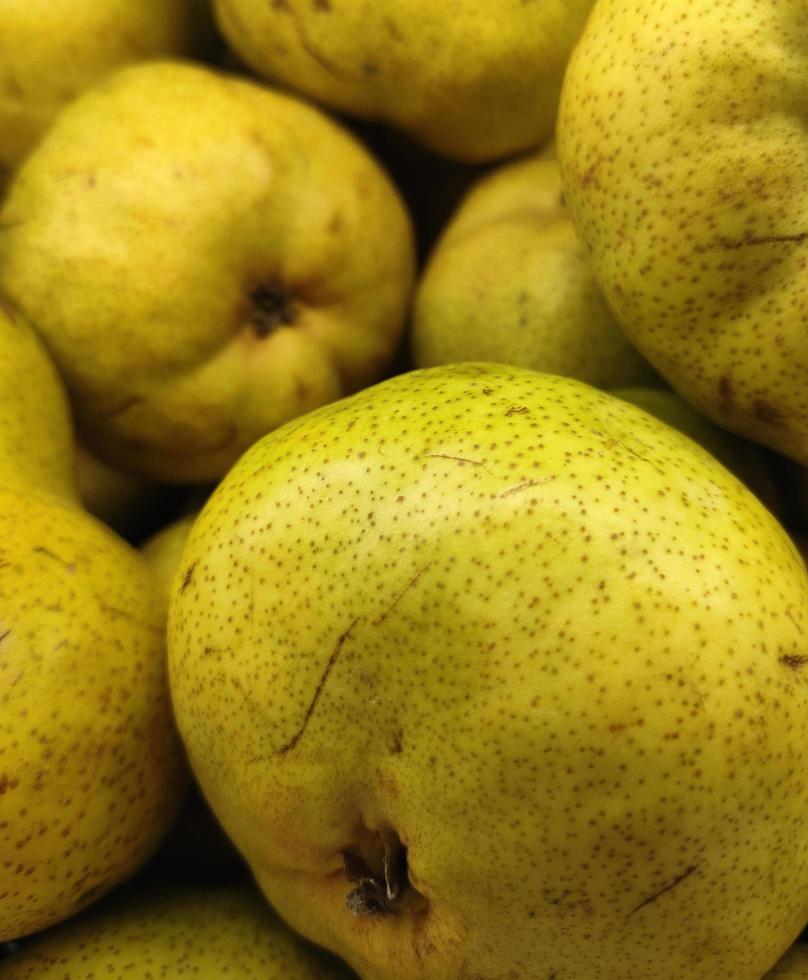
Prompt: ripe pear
<box><xmin>412</xmin><ymin>149</ymin><xmax>653</xmax><ymax>387</ymax></box>
<box><xmin>213</xmin><ymin>0</ymin><xmax>595</xmax><ymax>162</ymax></box>
<box><xmin>613</xmin><ymin>386</ymin><xmax>779</xmax><ymax>514</ymax></box>
<box><xmin>0</xmin><ymin>881</ymin><xmax>356</xmax><ymax>978</ymax></box>
<box><xmin>0</xmin><ymin>301</ymin><xmax>74</xmax><ymax>499</ymax></box>
<box><xmin>0</xmin><ymin>304</ymin><xmax>186</xmax><ymax>941</ymax></box>
<box><xmin>0</xmin><ymin>0</ymin><xmax>214</xmax><ymax>174</ymax></box>
<box><xmin>169</xmin><ymin>362</ymin><xmax>808</xmax><ymax>980</ymax></box>
<box><xmin>767</xmin><ymin>945</ymin><xmax>808</xmax><ymax>978</ymax></box>
<box><xmin>0</xmin><ymin>60</ymin><xmax>415</xmax><ymax>483</ymax></box>
<box><xmin>557</xmin><ymin>0</ymin><xmax>808</xmax><ymax>466</ymax></box>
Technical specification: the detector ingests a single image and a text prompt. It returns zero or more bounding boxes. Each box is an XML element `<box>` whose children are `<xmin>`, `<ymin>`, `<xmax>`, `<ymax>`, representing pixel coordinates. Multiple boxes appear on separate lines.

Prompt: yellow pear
<box><xmin>0</xmin><ymin>0</ymin><xmax>213</xmax><ymax>175</ymax></box>
<box><xmin>0</xmin><ymin>60</ymin><xmax>415</xmax><ymax>482</ymax></box>
<box><xmin>0</xmin><ymin>304</ymin><xmax>186</xmax><ymax>941</ymax></box>
<box><xmin>213</xmin><ymin>0</ymin><xmax>595</xmax><ymax>162</ymax></box>
<box><xmin>767</xmin><ymin>944</ymin><xmax>808</xmax><ymax>978</ymax></box>
<box><xmin>0</xmin><ymin>301</ymin><xmax>74</xmax><ymax>499</ymax></box>
<box><xmin>169</xmin><ymin>362</ymin><xmax>808</xmax><ymax>980</ymax></box>
<box><xmin>557</xmin><ymin>0</ymin><xmax>808</xmax><ymax>466</ymax></box>
<box><xmin>412</xmin><ymin>149</ymin><xmax>653</xmax><ymax>387</ymax></box>
<box><xmin>0</xmin><ymin>881</ymin><xmax>356</xmax><ymax>978</ymax></box>
<box><xmin>613</xmin><ymin>386</ymin><xmax>780</xmax><ymax>514</ymax></box>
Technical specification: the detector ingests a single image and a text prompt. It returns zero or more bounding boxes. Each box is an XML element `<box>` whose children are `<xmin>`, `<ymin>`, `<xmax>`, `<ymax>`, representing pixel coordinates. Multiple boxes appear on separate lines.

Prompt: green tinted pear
<box><xmin>169</xmin><ymin>363</ymin><xmax>808</xmax><ymax>980</ymax></box>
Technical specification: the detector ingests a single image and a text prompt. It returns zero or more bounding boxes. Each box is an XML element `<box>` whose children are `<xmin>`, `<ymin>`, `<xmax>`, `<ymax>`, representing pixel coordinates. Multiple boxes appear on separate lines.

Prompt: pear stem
<box><xmin>343</xmin><ymin>830</ymin><xmax>411</xmax><ymax>916</ymax></box>
<box><xmin>249</xmin><ymin>283</ymin><xmax>296</xmax><ymax>337</ymax></box>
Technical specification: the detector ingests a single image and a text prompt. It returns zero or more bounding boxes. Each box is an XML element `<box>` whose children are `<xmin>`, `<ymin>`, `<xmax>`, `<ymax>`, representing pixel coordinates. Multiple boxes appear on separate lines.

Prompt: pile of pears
<box><xmin>2</xmin><ymin>2</ymin><xmax>808</xmax><ymax>978</ymax></box>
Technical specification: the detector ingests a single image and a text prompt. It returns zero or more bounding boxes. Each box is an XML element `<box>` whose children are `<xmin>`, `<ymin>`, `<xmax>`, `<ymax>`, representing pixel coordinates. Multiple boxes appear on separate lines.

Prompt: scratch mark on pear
<box><xmin>625</xmin><ymin>445</ymin><xmax>657</xmax><ymax>467</ymax></box>
<box><xmin>276</xmin><ymin>617</ymin><xmax>359</xmax><ymax>755</ymax></box>
<box><xmin>247</xmin><ymin>566</ymin><xmax>256</xmax><ymax>642</ymax></box>
<box><xmin>180</xmin><ymin>561</ymin><xmax>197</xmax><ymax>593</ymax></box>
<box><xmin>232</xmin><ymin>674</ymin><xmax>260</xmax><ymax>713</ymax></box>
<box><xmin>285</xmin><ymin>4</ymin><xmax>348</xmax><ymax>79</ymax></box>
<box><xmin>34</xmin><ymin>546</ymin><xmax>76</xmax><ymax>573</ymax></box>
<box><xmin>499</xmin><ymin>476</ymin><xmax>556</xmax><ymax>497</ymax></box>
<box><xmin>93</xmin><ymin>593</ymin><xmax>162</xmax><ymax>635</ymax></box>
<box><xmin>713</xmin><ymin>231</ymin><xmax>808</xmax><ymax>250</ymax></box>
<box><xmin>373</xmin><ymin>565</ymin><xmax>432</xmax><ymax>626</ymax></box>
<box><xmin>627</xmin><ymin>864</ymin><xmax>698</xmax><ymax>917</ymax></box>
<box><xmin>423</xmin><ymin>452</ymin><xmax>485</xmax><ymax>466</ymax></box>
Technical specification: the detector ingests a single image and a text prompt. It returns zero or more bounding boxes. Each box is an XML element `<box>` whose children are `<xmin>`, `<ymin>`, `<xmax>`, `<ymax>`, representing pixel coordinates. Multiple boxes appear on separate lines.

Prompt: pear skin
<box><xmin>0</xmin><ymin>492</ymin><xmax>187</xmax><ymax>941</ymax></box>
<box><xmin>613</xmin><ymin>386</ymin><xmax>780</xmax><ymax>514</ymax></box>
<box><xmin>0</xmin><ymin>881</ymin><xmax>356</xmax><ymax>978</ymax></box>
<box><xmin>0</xmin><ymin>0</ymin><xmax>215</xmax><ymax>173</ymax></box>
<box><xmin>558</xmin><ymin>0</ymin><xmax>808</xmax><ymax>466</ymax></box>
<box><xmin>0</xmin><ymin>306</ymin><xmax>186</xmax><ymax>941</ymax></box>
<box><xmin>213</xmin><ymin>0</ymin><xmax>595</xmax><ymax>162</ymax></box>
<box><xmin>169</xmin><ymin>363</ymin><xmax>808</xmax><ymax>980</ymax></box>
<box><xmin>0</xmin><ymin>301</ymin><xmax>74</xmax><ymax>500</ymax></box>
<box><xmin>0</xmin><ymin>60</ymin><xmax>416</xmax><ymax>482</ymax></box>
<box><xmin>412</xmin><ymin>150</ymin><xmax>653</xmax><ymax>388</ymax></box>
